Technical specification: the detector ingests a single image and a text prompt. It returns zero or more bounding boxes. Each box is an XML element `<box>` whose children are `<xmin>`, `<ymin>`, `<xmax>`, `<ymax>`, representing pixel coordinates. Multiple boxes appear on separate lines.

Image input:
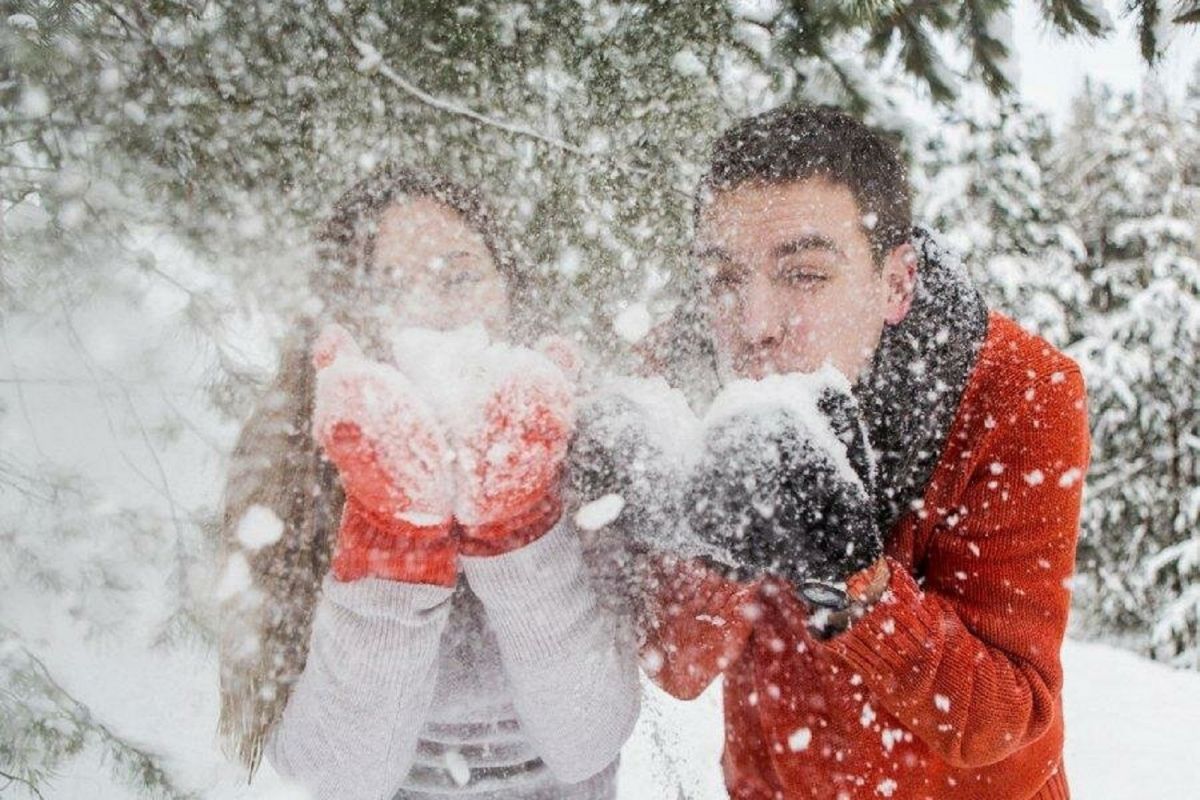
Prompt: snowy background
<box><xmin>3</xmin><ymin>1</ymin><xmax>1199</xmax><ymax>798</ymax></box>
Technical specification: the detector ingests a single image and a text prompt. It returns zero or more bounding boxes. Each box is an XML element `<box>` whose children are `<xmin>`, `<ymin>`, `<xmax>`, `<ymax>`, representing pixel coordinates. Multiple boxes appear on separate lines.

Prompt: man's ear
<box><xmin>883</xmin><ymin>242</ymin><xmax>917</xmax><ymax>326</ymax></box>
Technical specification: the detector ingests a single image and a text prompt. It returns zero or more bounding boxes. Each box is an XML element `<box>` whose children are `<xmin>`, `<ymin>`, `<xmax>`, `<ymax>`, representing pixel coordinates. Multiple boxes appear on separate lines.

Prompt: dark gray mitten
<box><xmin>567</xmin><ymin>379</ymin><xmax>699</xmax><ymax>553</ymax></box>
<box><xmin>684</xmin><ymin>382</ymin><xmax>882</xmax><ymax>592</ymax></box>
<box><xmin>567</xmin><ymin>380</ymin><xmax>703</xmax><ymax>617</ymax></box>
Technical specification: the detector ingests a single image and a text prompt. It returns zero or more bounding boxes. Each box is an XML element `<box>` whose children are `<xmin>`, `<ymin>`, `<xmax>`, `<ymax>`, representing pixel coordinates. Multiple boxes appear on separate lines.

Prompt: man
<box><xmin>640</xmin><ymin>105</ymin><xmax>1091</xmax><ymax>799</ymax></box>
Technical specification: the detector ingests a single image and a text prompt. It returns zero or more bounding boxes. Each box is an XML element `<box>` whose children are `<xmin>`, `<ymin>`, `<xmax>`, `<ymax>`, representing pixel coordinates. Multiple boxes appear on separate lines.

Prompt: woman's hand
<box><xmin>312</xmin><ymin>323</ymin><xmax>458</xmax><ymax>585</ymax></box>
<box><xmin>453</xmin><ymin>345</ymin><xmax>576</xmax><ymax>556</ymax></box>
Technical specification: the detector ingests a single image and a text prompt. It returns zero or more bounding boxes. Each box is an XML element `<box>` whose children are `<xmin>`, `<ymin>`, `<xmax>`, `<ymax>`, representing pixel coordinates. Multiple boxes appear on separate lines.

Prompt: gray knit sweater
<box><xmin>263</xmin><ymin>520</ymin><xmax>640</xmax><ymax>800</ymax></box>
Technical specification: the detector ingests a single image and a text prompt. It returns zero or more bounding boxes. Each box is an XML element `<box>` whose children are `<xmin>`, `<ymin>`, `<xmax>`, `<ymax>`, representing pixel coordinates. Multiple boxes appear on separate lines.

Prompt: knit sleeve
<box><xmin>638</xmin><ymin>554</ymin><xmax>761</xmax><ymax>701</ymax></box>
<box><xmin>263</xmin><ymin>573</ymin><xmax>453</xmax><ymax>800</ymax></box>
<box><xmin>460</xmin><ymin>520</ymin><xmax>641</xmax><ymax>784</ymax></box>
<box><xmin>822</xmin><ymin>367</ymin><xmax>1090</xmax><ymax>769</ymax></box>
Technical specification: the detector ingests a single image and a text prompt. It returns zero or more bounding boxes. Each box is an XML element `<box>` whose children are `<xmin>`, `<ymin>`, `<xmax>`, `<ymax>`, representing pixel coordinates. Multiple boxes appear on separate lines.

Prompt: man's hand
<box><xmin>848</xmin><ymin>556</ymin><xmax>891</xmax><ymax>604</ymax></box>
<box><xmin>797</xmin><ymin>555</ymin><xmax>892</xmax><ymax>639</ymax></box>
<box><xmin>568</xmin><ymin>378</ymin><xmax>699</xmax><ymax>553</ymax></box>
<box><xmin>684</xmin><ymin>381</ymin><xmax>883</xmax><ymax>589</ymax></box>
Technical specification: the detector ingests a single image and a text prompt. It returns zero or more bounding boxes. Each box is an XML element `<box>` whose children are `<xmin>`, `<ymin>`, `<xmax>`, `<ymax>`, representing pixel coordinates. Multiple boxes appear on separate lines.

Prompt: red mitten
<box><xmin>312</xmin><ymin>324</ymin><xmax>457</xmax><ymax>585</ymax></box>
<box><xmin>454</xmin><ymin>344</ymin><xmax>575</xmax><ymax>556</ymax></box>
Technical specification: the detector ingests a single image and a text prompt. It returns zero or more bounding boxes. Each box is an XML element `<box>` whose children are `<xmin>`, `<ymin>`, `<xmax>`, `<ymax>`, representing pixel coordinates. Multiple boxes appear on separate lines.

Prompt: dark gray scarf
<box><xmin>853</xmin><ymin>226</ymin><xmax>989</xmax><ymax>535</ymax></box>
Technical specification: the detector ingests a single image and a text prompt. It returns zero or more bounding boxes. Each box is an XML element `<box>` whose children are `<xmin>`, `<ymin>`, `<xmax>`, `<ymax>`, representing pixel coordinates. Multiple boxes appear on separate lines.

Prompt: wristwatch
<box><xmin>799</xmin><ymin>580</ymin><xmax>852</xmax><ymax>611</ymax></box>
<box><xmin>799</xmin><ymin>559</ymin><xmax>891</xmax><ymax>639</ymax></box>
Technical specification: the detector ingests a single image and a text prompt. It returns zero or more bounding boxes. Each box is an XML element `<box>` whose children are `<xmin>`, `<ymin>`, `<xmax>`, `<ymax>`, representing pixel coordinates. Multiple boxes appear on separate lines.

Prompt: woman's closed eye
<box><xmin>442</xmin><ymin>268</ymin><xmax>485</xmax><ymax>287</ymax></box>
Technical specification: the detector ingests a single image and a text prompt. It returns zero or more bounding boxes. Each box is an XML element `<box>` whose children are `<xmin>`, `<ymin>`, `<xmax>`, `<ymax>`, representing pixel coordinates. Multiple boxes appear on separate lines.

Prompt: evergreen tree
<box><xmin>1</xmin><ymin>623</ymin><xmax>195</xmax><ymax>798</ymax></box>
<box><xmin>3</xmin><ymin>1</ymin><xmax>1190</xmax><ymax>309</ymax></box>
<box><xmin>1062</xmin><ymin>80</ymin><xmax>1200</xmax><ymax>654</ymax></box>
<box><xmin>1137</xmin><ymin>68</ymin><xmax>1200</xmax><ymax>668</ymax></box>
<box><xmin>918</xmin><ymin>97</ymin><xmax>1088</xmax><ymax>347</ymax></box>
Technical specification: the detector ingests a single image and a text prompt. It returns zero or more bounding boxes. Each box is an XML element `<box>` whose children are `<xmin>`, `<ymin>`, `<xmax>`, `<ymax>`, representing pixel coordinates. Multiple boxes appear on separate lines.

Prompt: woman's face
<box><xmin>367</xmin><ymin>197</ymin><xmax>510</xmax><ymax>335</ymax></box>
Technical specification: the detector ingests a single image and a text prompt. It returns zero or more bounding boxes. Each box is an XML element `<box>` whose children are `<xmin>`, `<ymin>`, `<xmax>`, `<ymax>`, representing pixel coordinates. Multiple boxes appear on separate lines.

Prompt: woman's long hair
<box><xmin>216</xmin><ymin>165</ymin><xmax>523</xmax><ymax>778</ymax></box>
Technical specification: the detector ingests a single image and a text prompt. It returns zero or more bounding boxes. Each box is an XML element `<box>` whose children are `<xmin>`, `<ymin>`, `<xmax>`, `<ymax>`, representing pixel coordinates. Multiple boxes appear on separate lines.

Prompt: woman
<box><xmin>216</xmin><ymin>165</ymin><xmax>640</xmax><ymax>800</ymax></box>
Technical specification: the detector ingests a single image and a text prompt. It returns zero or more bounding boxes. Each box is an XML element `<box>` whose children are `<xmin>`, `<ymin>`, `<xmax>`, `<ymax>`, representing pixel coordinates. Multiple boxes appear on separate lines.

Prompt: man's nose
<box><xmin>741</xmin><ymin>277</ymin><xmax>786</xmax><ymax>345</ymax></box>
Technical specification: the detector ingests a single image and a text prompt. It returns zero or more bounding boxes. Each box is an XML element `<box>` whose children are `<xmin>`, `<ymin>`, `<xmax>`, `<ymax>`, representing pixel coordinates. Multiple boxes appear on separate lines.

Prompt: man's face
<box><xmin>695</xmin><ymin>177</ymin><xmax>915</xmax><ymax>383</ymax></box>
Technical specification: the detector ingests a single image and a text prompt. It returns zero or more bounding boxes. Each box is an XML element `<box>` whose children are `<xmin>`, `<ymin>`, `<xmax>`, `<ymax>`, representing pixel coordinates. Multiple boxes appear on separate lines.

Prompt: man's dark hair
<box><xmin>698</xmin><ymin>104</ymin><xmax>912</xmax><ymax>261</ymax></box>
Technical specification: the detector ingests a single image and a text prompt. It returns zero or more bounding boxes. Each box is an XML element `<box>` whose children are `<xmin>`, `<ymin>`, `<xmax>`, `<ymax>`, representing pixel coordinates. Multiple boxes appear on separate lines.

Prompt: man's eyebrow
<box><xmin>443</xmin><ymin>250</ymin><xmax>476</xmax><ymax>261</ymax></box>
<box><xmin>772</xmin><ymin>234</ymin><xmax>845</xmax><ymax>259</ymax></box>
<box><xmin>691</xmin><ymin>244</ymin><xmax>734</xmax><ymax>263</ymax></box>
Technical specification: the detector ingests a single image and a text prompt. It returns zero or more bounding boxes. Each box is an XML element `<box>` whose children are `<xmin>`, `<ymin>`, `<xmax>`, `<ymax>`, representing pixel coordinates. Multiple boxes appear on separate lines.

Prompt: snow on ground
<box><xmin>26</xmin><ymin>637</ymin><xmax>1200</xmax><ymax>799</ymax></box>
<box><xmin>1058</xmin><ymin>639</ymin><xmax>1200</xmax><ymax>798</ymax></box>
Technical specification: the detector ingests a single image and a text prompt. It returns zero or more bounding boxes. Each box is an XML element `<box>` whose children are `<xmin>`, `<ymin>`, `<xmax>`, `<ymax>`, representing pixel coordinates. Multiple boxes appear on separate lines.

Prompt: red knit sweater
<box><xmin>645</xmin><ymin>312</ymin><xmax>1091</xmax><ymax>800</ymax></box>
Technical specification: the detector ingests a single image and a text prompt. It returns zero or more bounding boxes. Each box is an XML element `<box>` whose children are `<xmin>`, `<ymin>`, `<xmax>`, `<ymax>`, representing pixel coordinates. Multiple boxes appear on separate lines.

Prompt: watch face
<box><xmin>799</xmin><ymin>581</ymin><xmax>851</xmax><ymax>611</ymax></box>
